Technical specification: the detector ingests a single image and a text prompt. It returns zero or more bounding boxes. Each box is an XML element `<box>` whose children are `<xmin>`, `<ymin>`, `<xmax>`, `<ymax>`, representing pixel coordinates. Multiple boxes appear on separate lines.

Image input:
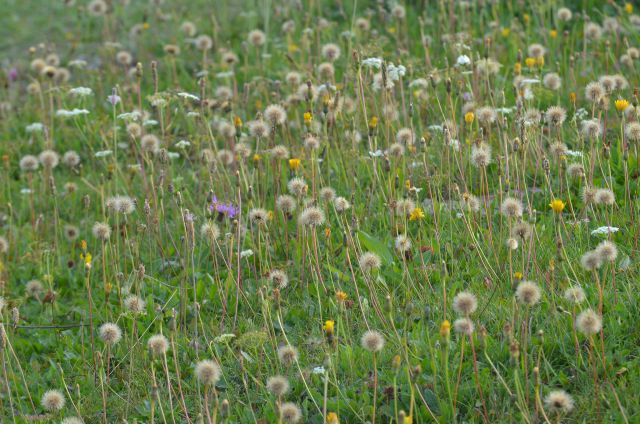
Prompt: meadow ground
<box><xmin>0</xmin><ymin>0</ymin><xmax>639</xmax><ymax>422</ymax></box>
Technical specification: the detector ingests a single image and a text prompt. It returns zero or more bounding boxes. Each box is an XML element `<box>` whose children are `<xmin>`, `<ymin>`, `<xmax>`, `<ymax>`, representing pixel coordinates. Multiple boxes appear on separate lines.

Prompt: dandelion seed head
<box><xmin>99</xmin><ymin>322</ymin><xmax>122</xmax><ymax>345</ymax></box>
<box><xmin>359</xmin><ymin>252</ymin><xmax>382</xmax><ymax>273</ymax></box>
<box><xmin>277</xmin><ymin>344</ymin><xmax>298</xmax><ymax>365</ymax></box>
<box><xmin>544</xmin><ymin>390</ymin><xmax>574</xmax><ymax>414</ymax></box>
<box><xmin>268</xmin><ymin>269</ymin><xmax>289</xmax><ymax>289</ymax></box>
<box><xmin>266</xmin><ymin>375</ymin><xmax>290</xmax><ymax>396</ymax></box>
<box><xmin>41</xmin><ymin>389</ymin><xmax>66</xmax><ymax>411</ymax></box>
<box><xmin>361</xmin><ymin>330</ymin><xmax>385</xmax><ymax>352</ymax></box>
<box><xmin>576</xmin><ymin>309</ymin><xmax>602</xmax><ymax>335</ymax></box>
<box><xmin>580</xmin><ymin>250</ymin><xmax>602</xmax><ymax>271</ymax></box>
<box><xmin>299</xmin><ymin>206</ymin><xmax>325</xmax><ymax>226</ymax></box>
<box><xmin>92</xmin><ymin>222</ymin><xmax>111</xmax><ymax>240</ymax></box>
<box><xmin>501</xmin><ymin>197</ymin><xmax>523</xmax><ymax>218</ymax></box>
<box><xmin>454</xmin><ymin>318</ymin><xmax>475</xmax><ymax>336</ymax></box>
<box><xmin>147</xmin><ymin>334</ymin><xmax>169</xmax><ymax>355</ymax></box>
<box><xmin>195</xmin><ymin>360</ymin><xmax>222</xmax><ymax>385</ymax></box>
<box><xmin>280</xmin><ymin>402</ymin><xmax>302</xmax><ymax>423</ymax></box>
<box><xmin>452</xmin><ymin>291</ymin><xmax>478</xmax><ymax>316</ymax></box>
<box><xmin>564</xmin><ymin>287</ymin><xmax>586</xmax><ymax>304</ymax></box>
<box><xmin>515</xmin><ymin>281</ymin><xmax>541</xmax><ymax>306</ymax></box>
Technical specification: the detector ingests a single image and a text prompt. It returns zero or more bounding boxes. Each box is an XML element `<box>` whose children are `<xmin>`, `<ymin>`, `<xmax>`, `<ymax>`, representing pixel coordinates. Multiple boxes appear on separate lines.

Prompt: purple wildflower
<box><xmin>107</xmin><ymin>88</ymin><xmax>121</xmax><ymax>106</ymax></box>
<box><xmin>209</xmin><ymin>195</ymin><xmax>238</xmax><ymax>219</ymax></box>
<box><xmin>7</xmin><ymin>68</ymin><xmax>18</xmax><ymax>83</ymax></box>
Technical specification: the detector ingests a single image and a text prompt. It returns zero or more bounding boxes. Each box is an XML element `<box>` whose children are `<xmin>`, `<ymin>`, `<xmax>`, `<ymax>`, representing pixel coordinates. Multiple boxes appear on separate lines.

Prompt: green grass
<box><xmin>0</xmin><ymin>0</ymin><xmax>639</xmax><ymax>423</ymax></box>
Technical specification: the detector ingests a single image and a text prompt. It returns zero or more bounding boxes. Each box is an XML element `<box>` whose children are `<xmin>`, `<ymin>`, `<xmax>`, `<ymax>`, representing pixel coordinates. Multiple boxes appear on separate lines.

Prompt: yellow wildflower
<box><xmin>549</xmin><ymin>199</ymin><xmax>566</xmax><ymax>213</ymax></box>
<box><xmin>303</xmin><ymin>112</ymin><xmax>313</xmax><ymax>125</ymax></box>
<box><xmin>501</xmin><ymin>28</ymin><xmax>511</xmax><ymax>37</ymax></box>
<box><xmin>327</xmin><ymin>412</ymin><xmax>339</xmax><ymax>424</ymax></box>
<box><xmin>253</xmin><ymin>153</ymin><xmax>262</xmax><ymax>162</ymax></box>
<box><xmin>369</xmin><ymin>116</ymin><xmax>379</xmax><ymax>129</ymax></box>
<box><xmin>569</xmin><ymin>92</ymin><xmax>577</xmax><ymax>103</ymax></box>
<box><xmin>549</xmin><ymin>29</ymin><xmax>558</xmax><ymax>39</ymax></box>
<box><xmin>323</xmin><ymin>320</ymin><xmax>335</xmax><ymax>334</ymax></box>
<box><xmin>514</xmin><ymin>62</ymin><xmax>522</xmax><ymax>75</ymax></box>
<box><xmin>625</xmin><ymin>3</ymin><xmax>633</xmax><ymax>13</ymax></box>
<box><xmin>234</xmin><ymin>116</ymin><xmax>243</xmax><ymax>127</ymax></box>
<box><xmin>615</xmin><ymin>99</ymin><xmax>630</xmax><ymax>112</ymax></box>
<box><xmin>536</xmin><ymin>56</ymin><xmax>544</xmax><ymax>67</ymax></box>
<box><xmin>514</xmin><ymin>271</ymin><xmax>523</xmax><ymax>280</ymax></box>
<box><xmin>464</xmin><ymin>111</ymin><xmax>475</xmax><ymax>124</ymax></box>
<box><xmin>409</xmin><ymin>207</ymin><xmax>425</xmax><ymax>221</ymax></box>
<box><xmin>289</xmin><ymin>158</ymin><xmax>301</xmax><ymax>171</ymax></box>
<box><xmin>335</xmin><ymin>291</ymin><xmax>348</xmax><ymax>303</ymax></box>
<box><xmin>392</xmin><ymin>354</ymin><xmax>401</xmax><ymax>369</ymax></box>
<box><xmin>440</xmin><ymin>320</ymin><xmax>451</xmax><ymax>337</ymax></box>
<box><xmin>525</xmin><ymin>57</ymin><xmax>536</xmax><ymax>68</ymax></box>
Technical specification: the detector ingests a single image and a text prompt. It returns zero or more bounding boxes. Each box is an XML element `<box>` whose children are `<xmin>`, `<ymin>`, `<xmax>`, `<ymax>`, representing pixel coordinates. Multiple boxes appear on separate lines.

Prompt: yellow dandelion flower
<box><xmin>523</xmin><ymin>14</ymin><xmax>530</xmax><ymax>24</ymax></box>
<box><xmin>440</xmin><ymin>320</ymin><xmax>451</xmax><ymax>337</ymax></box>
<box><xmin>234</xmin><ymin>116</ymin><xmax>243</xmax><ymax>127</ymax></box>
<box><xmin>409</xmin><ymin>207</ymin><xmax>425</xmax><ymax>221</ymax></box>
<box><xmin>404</xmin><ymin>416</ymin><xmax>413</xmax><ymax>424</ymax></box>
<box><xmin>335</xmin><ymin>291</ymin><xmax>348</xmax><ymax>302</ymax></box>
<box><xmin>549</xmin><ymin>29</ymin><xmax>558</xmax><ymax>39</ymax></box>
<box><xmin>142</xmin><ymin>22</ymin><xmax>150</xmax><ymax>30</ymax></box>
<box><xmin>615</xmin><ymin>99</ymin><xmax>630</xmax><ymax>112</ymax></box>
<box><xmin>289</xmin><ymin>158</ymin><xmax>301</xmax><ymax>171</ymax></box>
<box><xmin>288</xmin><ymin>43</ymin><xmax>299</xmax><ymax>54</ymax></box>
<box><xmin>514</xmin><ymin>62</ymin><xmax>522</xmax><ymax>75</ymax></box>
<box><xmin>501</xmin><ymin>28</ymin><xmax>511</xmax><ymax>37</ymax></box>
<box><xmin>303</xmin><ymin>112</ymin><xmax>313</xmax><ymax>125</ymax></box>
<box><xmin>549</xmin><ymin>199</ymin><xmax>566</xmax><ymax>213</ymax></box>
<box><xmin>569</xmin><ymin>92</ymin><xmax>577</xmax><ymax>103</ymax></box>
<box><xmin>253</xmin><ymin>153</ymin><xmax>262</xmax><ymax>162</ymax></box>
<box><xmin>525</xmin><ymin>57</ymin><xmax>536</xmax><ymax>68</ymax></box>
<box><xmin>327</xmin><ymin>412</ymin><xmax>339</xmax><ymax>424</ymax></box>
<box><xmin>625</xmin><ymin>3</ymin><xmax>633</xmax><ymax>13</ymax></box>
<box><xmin>514</xmin><ymin>271</ymin><xmax>523</xmax><ymax>280</ymax></box>
<box><xmin>323</xmin><ymin>320</ymin><xmax>335</xmax><ymax>334</ymax></box>
<box><xmin>464</xmin><ymin>111</ymin><xmax>475</xmax><ymax>124</ymax></box>
<box><xmin>392</xmin><ymin>354</ymin><xmax>401</xmax><ymax>369</ymax></box>
<box><xmin>369</xmin><ymin>116</ymin><xmax>379</xmax><ymax>129</ymax></box>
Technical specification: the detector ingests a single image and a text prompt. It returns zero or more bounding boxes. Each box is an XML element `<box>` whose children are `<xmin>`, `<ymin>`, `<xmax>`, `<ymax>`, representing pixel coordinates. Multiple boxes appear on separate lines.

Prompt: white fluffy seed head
<box><xmin>299</xmin><ymin>207</ymin><xmax>325</xmax><ymax>227</ymax></box>
<box><xmin>266</xmin><ymin>375</ymin><xmax>290</xmax><ymax>396</ymax></box>
<box><xmin>147</xmin><ymin>334</ymin><xmax>169</xmax><ymax>356</ymax></box>
<box><xmin>576</xmin><ymin>309</ymin><xmax>602</xmax><ymax>335</ymax></box>
<box><xmin>452</xmin><ymin>291</ymin><xmax>478</xmax><ymax>316</ymax></box>
<box><xmin>361</xmin><ymin>330</ymin><xmax>385</xmax><ymax>352</ymax></box>
<box><xmin>515</xmin><ymin>281</ymin><xmax>541</xmax><ymax>306</ymax></box>
<box><xmin>99</xmin><ymin>322</ymin><xmax>122</xmax><ymax>345</ymax></box>
<box><xmin>41</xmin><ymin>389</ymin><xmax>66</xmax><ymax>411</ymax></box>
<box><xmin>195</xmin><ymin>359</ymin><xmax>222</xmax><ymax>385</ymax></box>
<box><xmin>544</xmin><ymin>390</ymin><xmax>574</xmax><ymax>414</ymax></box>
